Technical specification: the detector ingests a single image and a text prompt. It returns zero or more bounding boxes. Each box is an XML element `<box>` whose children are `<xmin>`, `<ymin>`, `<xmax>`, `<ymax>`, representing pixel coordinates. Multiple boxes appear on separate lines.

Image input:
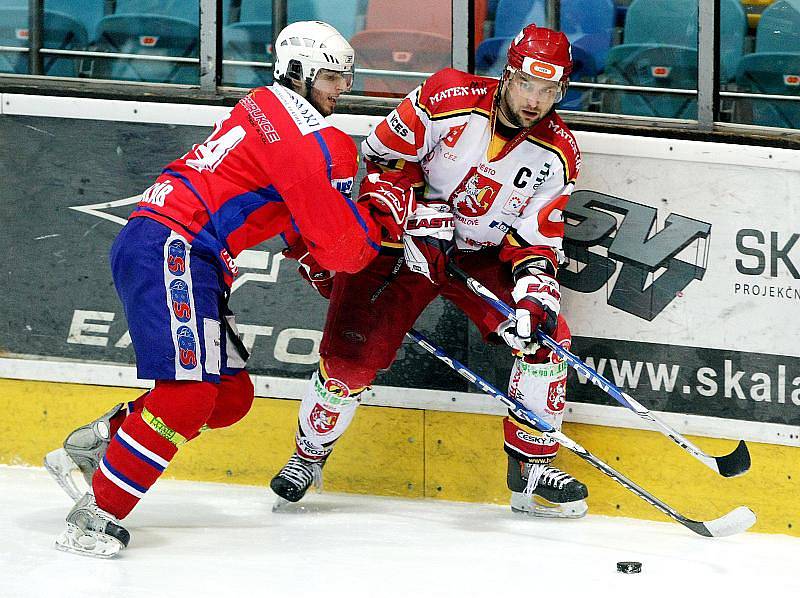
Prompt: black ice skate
<box><xmin>55</xmin><ymin>492</ymin><xmax>130</xmax><ymax>558</ymax></box>
<box><xmin>270</xmin><ymin>453</ymin><xmax>326</xmax><ymax>510</ymax></box>
<box><xmin>507</xmin><ymin>455</ymin><xmax>588</xmax><ymax>519</ymax></box>
<box><xmin>44</xmin><ymin>403</ymin><xmax>124</xmax><ymax>501</ymax></box>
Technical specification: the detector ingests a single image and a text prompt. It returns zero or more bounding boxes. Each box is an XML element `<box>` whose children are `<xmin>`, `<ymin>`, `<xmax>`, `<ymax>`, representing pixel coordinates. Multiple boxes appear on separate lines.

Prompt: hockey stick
<box><xmin>406</xmin><ymin>327</ymin><xmax>756</xmax><ymax>537</ymax></box>
<box><xmin>445</xmin><ymin>262</ymin><xmax>751</xmax><ymax>478</ymax></box>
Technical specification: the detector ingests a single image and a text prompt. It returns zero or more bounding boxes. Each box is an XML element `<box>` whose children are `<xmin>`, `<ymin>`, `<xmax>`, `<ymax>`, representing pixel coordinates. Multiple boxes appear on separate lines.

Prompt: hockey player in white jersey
<box><xmin>272</xmin><ymin>23</ymin><xmax>588</xmax><ymax>518</ymax></box>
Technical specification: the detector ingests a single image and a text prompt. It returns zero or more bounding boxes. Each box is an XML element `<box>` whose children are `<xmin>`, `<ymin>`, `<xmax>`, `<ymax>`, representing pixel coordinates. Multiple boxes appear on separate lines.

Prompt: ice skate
<box><xmin>508</xmin><ymin>456</ymin><xmax>588</xmax><ymax>519</ymax></box>
<box><xmin>55</xmin><ymin>492</ymin><xmax>130</xmax><ymax>558</ymax></box>
<box><xmin>44</xmin><ymin>403</ymin><xmax>123</xmax><ymax>501</ymax></box>
<box><xmin>270</xmin><ymin>453</ymin><xmax>325</xmax><ymax>510</ymax></box>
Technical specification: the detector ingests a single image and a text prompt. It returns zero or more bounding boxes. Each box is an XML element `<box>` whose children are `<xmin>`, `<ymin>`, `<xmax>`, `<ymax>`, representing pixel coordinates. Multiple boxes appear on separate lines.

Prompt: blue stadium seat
<box><xmin>222</xmin><ymin>21</ymin><xmax>273</xmax><ymax>87</ymax></box>
<box><xmin>600</xmin><ymin>0</ymin><xmax>747</xmax><ymax>118</ymax></box>
<box><xmin>89</xmin><ymin>14</ymin><xmax>199</xmax><ymax>84</ymax></box>
<box><xmin>314</xmin><ymin>0</ymin><xmax>360</xmax><ymax>40</ymax></box>
<box><xmin>492</xmin><ymin>0</ymin><xmax>535</xmax><ymax>38</ymax></box>
<box><xmin>222</xmin><ymin>0</ymin><xmax>323</xmax><ymax>88</ymax></box>
<box><xmin>735</xmin><ymin>0</ymin><xmax>800</xmax><ymax>128</ymax></box>
<box><xmin>238</xmin><ymin>0</ymin><xmax>315</xmax><ymax>23</ymax></box>
<box><xmin>45</xmin><ymin>0</ymin><xmax>105</xmax><ymax>43</ymax></box>
<box><xmin>475</xmin><ymin>0</ymin><xmax>614</xmax><ymax>110</ymax></box>
<box><xmin>0</xmin><ymin>7</ymin><xmax>87</xmax><ymax>76</ymax></box>
<box><xmin>114</xmin><ymin>0</ymin><xmax>199</xmax><ymax>22</ymax></box>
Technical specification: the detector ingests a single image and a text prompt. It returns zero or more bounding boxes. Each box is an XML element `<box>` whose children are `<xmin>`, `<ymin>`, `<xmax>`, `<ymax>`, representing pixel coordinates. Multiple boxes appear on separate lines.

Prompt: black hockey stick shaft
<box><xmin>445</xmin><ymin>262</ymin><xmax>750</xmax><ymax>478</ymax></box>
<box><xmin>406</xmin><ymin>327</ymin><xmax>755</xmax><ymax>537</ymax></box>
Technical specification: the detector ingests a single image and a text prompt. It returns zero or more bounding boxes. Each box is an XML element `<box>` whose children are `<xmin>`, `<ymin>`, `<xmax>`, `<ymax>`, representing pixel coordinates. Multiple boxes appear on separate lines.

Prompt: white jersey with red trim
<box><xmin>362</xmin><ymin>68</ymin><xmax>581</xmax><ymax>273</ymax></box>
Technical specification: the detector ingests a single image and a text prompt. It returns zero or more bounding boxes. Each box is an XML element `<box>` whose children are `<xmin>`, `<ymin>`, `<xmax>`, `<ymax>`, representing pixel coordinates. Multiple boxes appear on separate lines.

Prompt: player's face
<box><xmin>309</xmin><ymin>69</ymin><xmax>353</xmax><ymax>116</ymax></box>
<box><xmin>500</xmin><ymin>69</ymin><xmax>562</xmax><ymax>128</ymax></box>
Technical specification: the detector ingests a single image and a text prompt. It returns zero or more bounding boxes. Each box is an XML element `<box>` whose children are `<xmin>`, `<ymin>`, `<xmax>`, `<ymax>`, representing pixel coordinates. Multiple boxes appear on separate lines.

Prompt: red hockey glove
<box><xmin>282</xmin><ymin>241</ymin><xmax>334</xmax><ymax>300</ymax></box>
<box><xmin>403</xmin><ymin>201</ymin><xmax>455</xmax><ymax>285</ymax></box>
<box><xmin>358</xmin><ymin>171</ymin><xmax>416</xmax><ymax>241</ymax></box>
<box><xmin>500</xmin><ymin>272</ymin><xmax>560</xmax><ymax>352</ymax></box>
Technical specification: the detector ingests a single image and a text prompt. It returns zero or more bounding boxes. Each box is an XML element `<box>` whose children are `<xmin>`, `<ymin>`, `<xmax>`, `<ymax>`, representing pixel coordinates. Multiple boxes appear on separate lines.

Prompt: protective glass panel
<box><xmin>0</xmin><ymin>0</ymin><xmax>201</xmax><ymax>84</ymax></box>
<box><xmin>729</xmin><ymin>0</ymin><xmax>800</xmax><ymax>131</ymax></box>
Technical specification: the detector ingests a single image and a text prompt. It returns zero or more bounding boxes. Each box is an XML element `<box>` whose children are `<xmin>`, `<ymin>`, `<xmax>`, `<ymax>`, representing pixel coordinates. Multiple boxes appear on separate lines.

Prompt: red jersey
<box><xmin>131</xmin><ymin>84</ymin><xmax>381</xmax><ymax>284</ymax></box>
<box><xmin>363</xmin><ymin>68</ymin><xmax>581</xmax><ymax>276</ymax></box>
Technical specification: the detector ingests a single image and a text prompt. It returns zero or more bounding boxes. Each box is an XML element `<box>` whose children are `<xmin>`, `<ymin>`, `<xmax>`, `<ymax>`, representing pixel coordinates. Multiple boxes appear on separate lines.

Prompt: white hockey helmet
<box><xmin>273</xmin><ymin>21</ymin><xmax>355</xmax><ymax>88</ymax></box>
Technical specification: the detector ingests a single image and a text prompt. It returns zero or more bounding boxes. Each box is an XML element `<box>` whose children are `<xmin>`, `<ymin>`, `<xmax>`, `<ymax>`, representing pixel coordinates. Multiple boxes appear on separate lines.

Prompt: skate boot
<box><xmin>507</xmin><ymin>455</ymin><xmax>588</xmax><ymax>519</ymax></box>
<box><xmin>55</xmin><ymin>492</ymin><xmax>130</xmax><ymax>558</ymax></box>
<box><xmin>270</xmin><ymin>453</ymin><xmax>326</xmax><ymax>510</ymax></box>
<box><xmin>44</xmin><ymin>403</ymin><xmax>124</xmax><ymax>500</ymax></box>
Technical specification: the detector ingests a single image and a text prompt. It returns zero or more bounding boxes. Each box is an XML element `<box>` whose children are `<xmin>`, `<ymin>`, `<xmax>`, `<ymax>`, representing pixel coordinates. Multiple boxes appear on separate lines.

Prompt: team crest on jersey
<box><xmin>546</xmin><ymin>379</ymin><xmax>566</xmax><ymax>413</ymax></box>
<box><xmin>309</xmin><ymin>403</ymin><xmax>340</xmax><ymax>435</ymax></box>
<box><xmin>450</xmin><ymin>167</ymin><xmax>501</xmax><ymax>217</ymax></box>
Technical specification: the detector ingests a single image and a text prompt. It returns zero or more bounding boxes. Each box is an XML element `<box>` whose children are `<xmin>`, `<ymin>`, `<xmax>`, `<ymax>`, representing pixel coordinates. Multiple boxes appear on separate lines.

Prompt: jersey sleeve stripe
<box><xmin>311</xmin><ymin>131</ymin><xmax>380</xmax><ymax>253</ymax></box>
<box><xmin>312</xmin><ymin>131</ymin><xmax>333</xmax><ymax>180</ymax></box>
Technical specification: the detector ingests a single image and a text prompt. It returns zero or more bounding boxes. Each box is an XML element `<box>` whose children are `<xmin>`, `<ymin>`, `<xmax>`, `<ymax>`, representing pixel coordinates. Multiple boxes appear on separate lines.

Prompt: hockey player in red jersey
<box><xmin>271</xmin><ymin>24</ymin><xmax>589</xmax><ymax>519</ymax></box>
<box><xmin>45</xmin><ymin>21</ymin><xmax>414</xmax><ymax>558</ymax></box>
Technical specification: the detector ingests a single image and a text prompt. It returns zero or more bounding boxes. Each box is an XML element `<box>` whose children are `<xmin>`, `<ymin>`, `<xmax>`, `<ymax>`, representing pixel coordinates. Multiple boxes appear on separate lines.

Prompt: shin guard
<box><xmin>503</xmin><ymin>357</ymin><xmax>568</xmax><ymax>463</ymax></box>
<box><xmin>294</xmin><ymin>366</ymin><xmax>365</xmax><ymax>462</ymax></box>
<box><xmin>92</xmin><ymin>380</ymin><xmax>217</xmax><ymax>519</ymax></box>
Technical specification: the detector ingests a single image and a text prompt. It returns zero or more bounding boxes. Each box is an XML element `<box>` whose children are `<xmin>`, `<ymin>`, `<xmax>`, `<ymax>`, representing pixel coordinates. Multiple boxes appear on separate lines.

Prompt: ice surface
<box><xmin>1</xmin><ymin>465</ymin><xmax>798</xmax><ymax>597</ymax></box>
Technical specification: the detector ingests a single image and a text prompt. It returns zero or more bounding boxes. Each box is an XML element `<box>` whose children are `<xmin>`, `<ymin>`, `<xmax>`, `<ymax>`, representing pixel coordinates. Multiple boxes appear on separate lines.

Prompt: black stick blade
<box><xmin>716</xmin><ymin>440</ymin><xmax>751</xmax><ymax>478</ymax></box>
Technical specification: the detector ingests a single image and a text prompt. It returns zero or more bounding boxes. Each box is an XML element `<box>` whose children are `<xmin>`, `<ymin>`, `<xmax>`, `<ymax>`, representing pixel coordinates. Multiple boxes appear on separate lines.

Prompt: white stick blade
<box><xmin>704</xmin><ymin>506</ymin><xmax>757</xmax><ymax>537</ymax></box>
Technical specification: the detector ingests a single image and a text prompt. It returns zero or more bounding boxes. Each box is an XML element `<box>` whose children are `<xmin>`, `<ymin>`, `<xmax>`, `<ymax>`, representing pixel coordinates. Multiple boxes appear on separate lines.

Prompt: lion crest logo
<box><xmin>450</xmin><ymin>168</ymin><xmax>501</xmax><ymax>217</ymax></box>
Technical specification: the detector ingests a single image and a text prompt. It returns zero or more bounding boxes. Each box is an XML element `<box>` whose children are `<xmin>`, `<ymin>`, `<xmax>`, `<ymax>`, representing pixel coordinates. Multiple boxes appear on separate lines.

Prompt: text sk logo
<box><xmin>139</xmin><ymin>35</ymin><xmax>159</xmax><ymax>47</ymax></box>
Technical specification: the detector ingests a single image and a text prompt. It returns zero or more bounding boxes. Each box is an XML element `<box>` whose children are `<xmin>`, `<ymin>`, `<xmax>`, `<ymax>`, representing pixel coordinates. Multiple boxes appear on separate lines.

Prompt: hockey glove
<box><xmin>500</xmin><ymin>272</ymin><xmax>560</xmax><ymax>352</ymax></box>
<box><xmin>358</xmin><ymin>171</ymin><xmax>416</xmax><ymax>241</ymax></box>
<box><xmin>282</xmin><ymin>241</ymin><xmax>334</xmax><ymax>299</ymax></box>
<box><xmin>402</xmin><ymin>201</ymin><xmax>455</xmax><ymax>284</ymax></box>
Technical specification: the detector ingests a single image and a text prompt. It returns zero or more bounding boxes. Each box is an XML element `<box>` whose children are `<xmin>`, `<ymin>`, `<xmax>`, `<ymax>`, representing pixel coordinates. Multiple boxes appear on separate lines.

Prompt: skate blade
<box><xmin>272</xmin><ymin>496</ymin><xmax>294</xmax><ymax>512</ymax></box>
<box><xmin>55</xmin><ymin>524</ymin><xmax>123</xmax><ymax>559</ymax></box>
<box><xmin>511</xmin><ymin>496</ymin><xmax>588</xmax><ymax>519</ymax></box>
<box><xmin>44</xmin><ymin>449</ymin><xmax>85</xmax><ymax>502</ymax></box>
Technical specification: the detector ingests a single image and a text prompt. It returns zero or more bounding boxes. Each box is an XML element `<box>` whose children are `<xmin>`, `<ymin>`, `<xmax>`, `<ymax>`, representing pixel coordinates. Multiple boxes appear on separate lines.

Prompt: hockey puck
<box><xmin>616</xmin><ymin>561</ymin><xmax>642</xmax><ymax>574</ymax></box>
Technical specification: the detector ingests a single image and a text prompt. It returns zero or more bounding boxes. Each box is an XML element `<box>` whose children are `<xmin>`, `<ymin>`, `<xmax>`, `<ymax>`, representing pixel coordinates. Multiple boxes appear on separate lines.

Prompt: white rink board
<box><xmin>569</xmin><ymin>133</ymin><xmax>800</xmax><ymax>357</ymax></box>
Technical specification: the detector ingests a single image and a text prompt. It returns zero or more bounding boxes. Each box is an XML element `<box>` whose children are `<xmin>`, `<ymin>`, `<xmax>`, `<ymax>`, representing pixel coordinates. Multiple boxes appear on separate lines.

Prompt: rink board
<box><xmin>2</xmin><ymin>378</ymin><xmax>796</xmax><ymax>537</ymax></box>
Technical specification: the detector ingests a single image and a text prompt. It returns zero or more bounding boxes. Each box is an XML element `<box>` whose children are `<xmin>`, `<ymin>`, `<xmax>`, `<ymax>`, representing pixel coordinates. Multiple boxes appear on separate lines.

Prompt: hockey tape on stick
<box><xmin>445</xmin><ymin>262</ymin><xmax>751</xmax><ymax>479</ymax></box>
<box><xmin>406</xmin><ymin>326</ymin><xmax>756</xmax><ymax>537</ymax></box>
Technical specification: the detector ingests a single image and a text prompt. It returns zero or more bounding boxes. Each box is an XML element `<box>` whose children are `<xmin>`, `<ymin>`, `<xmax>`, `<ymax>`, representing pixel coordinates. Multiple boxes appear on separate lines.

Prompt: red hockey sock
<box><xmin>93</xmin><ymin>380</ymin><xmax>217</xmax><ymax>519</ymax></box>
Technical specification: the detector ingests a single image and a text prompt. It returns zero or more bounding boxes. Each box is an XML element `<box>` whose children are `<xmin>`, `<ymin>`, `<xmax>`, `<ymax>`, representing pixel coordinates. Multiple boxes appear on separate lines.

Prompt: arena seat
<box><xmin>222</xmin><ymin>21</ymin><xmax>273</xmax><ymax>88</ymax></box>
<box><xmin>89</xmin><ymin>14</ymin><xmax>199</xmax><ymax>84</ymax></box>
<box><xmin>475</xmin><ymin>0</ymin><xmax>614</xmax><ymax>110</ymax></box>
<box><xmin>45</xmin><ymin>0</ymin><xmax>105</xmax><ymax>43</ymax></box>
<box><xmin>0</xmin><ymin>7</ymin><xmax>87</xmax><ymax>76</ymax></box>
<box><xmin>600</xmin><ymin>0</ymin><xmax>747</xmax><ymax>118</ymax></box>
<box><xmin>735</xmin><ymin>0</ymin><xmax>800</xmax><ymax>128</ymax></box>
<box><xmin>114</xmin><ymin>0</ymin><xmax>199</xmax><ymax>22</ymax></box>
<box><xmin>350</xmin><ymin>0</ymin><xmax>452</xmax><ymax>96</ymax></box>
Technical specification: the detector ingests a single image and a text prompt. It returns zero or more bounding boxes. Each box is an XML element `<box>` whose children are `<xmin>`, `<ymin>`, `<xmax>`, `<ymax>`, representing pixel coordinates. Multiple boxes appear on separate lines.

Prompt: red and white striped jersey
<box><xmin>362</xmin><ymin>68</ymin><xmax>581</xmax><ymax>274</ymax></box>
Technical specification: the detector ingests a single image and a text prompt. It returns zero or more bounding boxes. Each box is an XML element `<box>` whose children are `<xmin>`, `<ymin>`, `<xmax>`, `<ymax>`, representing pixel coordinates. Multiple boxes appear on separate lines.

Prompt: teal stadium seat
<box><xmin>601</xmin><ymin>0</ymin><xmax>747</xmax><ymax>119</ymax></box>
<box><xmin>0</xmin><ymin>5</ymin><xmax>87</xmax><ymax>77</ymax></box>
<box><xmin>735</xmin><ymin>0</ymin><xmax>800</xmax><ymax>128</ymax></box>
<box><xmin>45</xmin><ymin>0</ymin><xmax>105</xmax><ymax>43</ymax></box>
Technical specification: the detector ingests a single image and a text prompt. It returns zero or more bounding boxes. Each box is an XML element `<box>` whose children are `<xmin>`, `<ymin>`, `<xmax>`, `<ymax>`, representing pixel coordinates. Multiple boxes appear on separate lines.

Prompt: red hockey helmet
<box><xmin>506</xmin><ymin>23</ymin><xmax>572</xmax><ymax>83</ymax></box>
